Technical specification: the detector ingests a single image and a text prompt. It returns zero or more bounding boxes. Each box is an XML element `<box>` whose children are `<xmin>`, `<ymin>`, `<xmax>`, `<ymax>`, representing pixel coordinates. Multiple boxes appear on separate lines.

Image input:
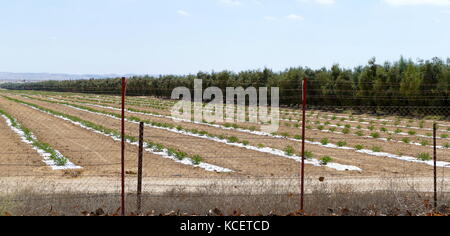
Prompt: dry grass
<box><xmin>1</xmin><ymin>179</ymin><xmax>449</xmax><ymax>216</ymax></box>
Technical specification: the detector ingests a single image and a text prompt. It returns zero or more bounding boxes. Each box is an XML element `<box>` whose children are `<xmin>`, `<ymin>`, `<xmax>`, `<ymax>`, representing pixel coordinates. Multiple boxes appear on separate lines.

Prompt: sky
<box><xmin>0</xmin><ymin>0</ymin><xmax>449</xmax><ymax>75</ymax></box>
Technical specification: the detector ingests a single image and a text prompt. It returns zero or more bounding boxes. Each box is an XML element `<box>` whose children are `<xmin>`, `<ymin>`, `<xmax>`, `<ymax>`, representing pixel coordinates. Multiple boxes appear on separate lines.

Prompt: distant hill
<box><xmin>0</xmin><ymin>72</ymin><xmax>135</xmax><ymax>83</ymax></box>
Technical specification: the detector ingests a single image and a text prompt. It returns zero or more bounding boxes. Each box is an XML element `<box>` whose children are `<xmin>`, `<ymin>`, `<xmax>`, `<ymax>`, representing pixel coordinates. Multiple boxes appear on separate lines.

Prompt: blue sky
<box><xmin>0</xmin><ymin>0</ymin><xmax>449</xmax><ymax>75</ymax></box>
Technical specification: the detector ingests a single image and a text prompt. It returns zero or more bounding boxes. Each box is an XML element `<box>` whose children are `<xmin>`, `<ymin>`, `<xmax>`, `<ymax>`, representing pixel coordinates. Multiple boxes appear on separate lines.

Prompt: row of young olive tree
<box><xmin>1</xmin><ymin>57</ymin><xmax>449</xmax><ymax>115</ymax></box>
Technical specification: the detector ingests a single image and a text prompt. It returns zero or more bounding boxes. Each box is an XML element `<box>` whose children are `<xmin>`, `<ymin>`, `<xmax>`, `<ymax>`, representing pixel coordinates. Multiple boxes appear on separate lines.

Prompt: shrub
<box><xmin>371</xmin><ymin>132</ymin><xmax>381</xmax><ymax>139</ymax></box>
<box><xmin>317</xmin><ymin>125</ymin><xmax>324</xmax><ymax>131</ymax></box>
<box><xmin>368</xmin><ymin>126</ymin><xmax>375</xmax><ymax>131</ymax></box>
<box><xmin>175</xmin><ymin>151</ymin><xmax>188</xmax><ymax>160</ymax></box>
<box><xmin>304</xmin><ymin>151</ymin><xmax>314</xmax><ymax>159</ymax></box>
<box><xmin>395</xmin><ymin>129</ymin><xmax>402</xmax><ymax>134</ymax></box>
<box><xmin>199</xmin><ymin>130</ymin><xmax>208</xmax><ymax>136</ymax></box>
<box><xmin>337</xmin><ymin>141</ymin><xmax>347</xmax><ymax>147</ymax></box>
<box><xmin>54</xmin><ymin>157</ymin><xmax>68</xmax><ymax>166</ymax></box>
<box><xmin>294</xmin><ymin>135</ymin><xmax>302</xmax><ymax>140</ymax></box>
<box><xmin>329</xmin><ymin>127</ymin><xmax>337</xmax><ymax>133</ymax></box>
<box><xmin>419</xmin><ymin>121</ymin><xmax>425</xmax><ymax>128</ymax></box>
<box><xmin>402</xmin><ymin>137</ymin><xmax>411</xmax><ymax>144</ymax></box>
<box><xmin>167</xmin><ymin>148</ymin><xmax>176</xmax><ymax>157</ymax></box>
<box><xmin>356</xmin><ymin>125</ymin><xmax>362</xmax><ymax>129</ymax></box>
<box><xmin>354</xmin><ymin>145</ymin><xmax>364</xmax><ymax>150</ymax></box>
<box><xmin>443</xmin><ymin>143</ymin><xmax>450</xmax><ymax>149</ymax></box>
<box><xmin>191</xmin><ymin>129</ymin><xmax>199</xmax><ymax>134</ymax></box>
<box><xmin>257</xmin><ymin>144</ymin><xmax>265</xmax><ymax>148</ymax></box>
<box><xmin>342</xmin><ymin>128</ymin><xmax>350</xmax><ymax>134</ymax></box>
<box><xmin>320</xmin><ymin>138</ymin><xmax>329</xmax><ymax>145</ymax></box>
<box><xmin>380</xmin><ymin>127</ymin><xmax>388</xmax><ymax>133</ymax></box>
<box><xmin>284</xmin><ymin>146</ymin><xmax>295</xmax><ymax>156</ymax></box>
<box><xmin>320</xmin><ymin>156</ymin><xmax>333</xmax><ymax>166</ymax></box>
<box><xmin>420</xmin><ymin>140</ymin><xmax>430</xmax><ymax>146</ymax></box>
<box><xmin>227</xmin><ymin>136</ymin><xmax>239</xmax><ymax>143</ymax></box>
<box><xmin>355</xmin><ymin>131</ymin><xmax>364</xmax><ymax>137</ymax></box>
<box><xmin>146</xmin><ymin>142</ymin><xmax>156</xmax><ymax>149</ymax></box>
<box><xmin>191</xmin><ymin>155</ymin><xmax>203</xmax><ymax>165</ymax></box>
<box><xmin>345</xmin><ymin>124</ymin><xmax>351</xmax><ymax>129</ymax></box>
<box><xmin>154</xmin><ymin>144</ymin><xmax>164</xmax><ymax>152</ymax></box>
<box><xmin>408</xmin><ymin>131</ymin><xmax>417</xmax><ymax>136</ymax></box>
<box><xmin>416</xmin><ymin>153</ymin><xmax>432</xmax><ymax>161</ymax></box>
<box><xmin>371</xmin><ymin>146</ymin><xmax>382</xmax><ymax>152</ymax></box>
<box><xmin>441</xmin><ymin>134</ymin><xmax>449</xmax><ymax>139</ymax></box>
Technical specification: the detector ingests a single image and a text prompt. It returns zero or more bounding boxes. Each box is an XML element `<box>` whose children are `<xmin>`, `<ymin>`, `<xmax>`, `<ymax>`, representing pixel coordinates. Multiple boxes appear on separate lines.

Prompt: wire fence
<box><xmin>0</xmin><ymin>89</ymin><xmax>449</xmax><ymax>216</ymax></box>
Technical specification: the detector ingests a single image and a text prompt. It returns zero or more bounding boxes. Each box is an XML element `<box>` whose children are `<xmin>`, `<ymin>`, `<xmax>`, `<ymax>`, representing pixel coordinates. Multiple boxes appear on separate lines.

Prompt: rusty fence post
<box><xmin>121</xmin><ymin>77</ymin><xmax>127</xmax><ymax>216</ymax></box>
<box><xmin>137</xmin><ymin>122</ymin><xmax>144</xmax><ymax>214</ymax></box>
<box><xmin>433</xmin><ymin>123</ymin><xmax>438</xmax><ymax>210</ymax></box>
<box><xmin>300</xmin><ymin>77</ymin><xmax>308</xmax><ymax>212</ymax></box>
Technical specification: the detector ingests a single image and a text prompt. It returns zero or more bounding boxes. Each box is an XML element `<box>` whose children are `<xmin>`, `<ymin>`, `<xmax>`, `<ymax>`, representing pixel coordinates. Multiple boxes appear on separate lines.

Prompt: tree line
<box><xmin>2</xmin><ymin>57</ymin><xmax>449</xmax><ymax>116</ymax></box>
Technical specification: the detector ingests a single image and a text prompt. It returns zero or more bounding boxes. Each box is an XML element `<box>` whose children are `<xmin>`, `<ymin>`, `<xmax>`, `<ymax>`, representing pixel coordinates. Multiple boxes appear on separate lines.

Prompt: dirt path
<box><xmin>0</xmin><ymin>97</ymin><xmax>225</xmax><ymax>178</ymax></box>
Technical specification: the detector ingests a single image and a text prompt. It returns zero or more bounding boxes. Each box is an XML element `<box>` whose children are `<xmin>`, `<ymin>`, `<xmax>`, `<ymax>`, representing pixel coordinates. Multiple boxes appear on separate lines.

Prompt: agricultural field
<box><xmin>0</xmin><ymin>89</ymin><xmax>449</xmax><ymax>215</ymax></box>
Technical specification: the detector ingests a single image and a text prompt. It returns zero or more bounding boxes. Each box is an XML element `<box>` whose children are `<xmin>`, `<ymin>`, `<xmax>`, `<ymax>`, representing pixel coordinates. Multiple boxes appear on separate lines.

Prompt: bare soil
<box><xmin>17</xmin><ymin>94</ymin><xmax>448</xmax><ymax>177</ymax></box>
<box><xmin>0</xmin><ymin>97</ymin><xmax>224</xmax><ymax>179</ymax></box>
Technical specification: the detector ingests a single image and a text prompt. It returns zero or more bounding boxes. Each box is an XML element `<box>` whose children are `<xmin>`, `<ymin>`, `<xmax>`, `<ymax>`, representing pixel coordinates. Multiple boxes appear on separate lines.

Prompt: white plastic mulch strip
<box><xmin>282</xmin><ymin>116</ymin><xmax>450</xmax><ymax>133</ymax></box>
<box><xmin>25</xmin><ymin>105</ymin><xmax>232</xmax><ymax>173</ymax></box>
<box><xmin>63</xmin><ymin>104</ymin><xmax>362</xmax><ymax>172</ymax></box>
<box><xmin>0</xmin><ymin>114</ymin><xmax>81</xmax><ymax>170</ymax></box>
<box><xmin>309</xmin><ymin>127</ymin><xmax>447</xmax><ymax>150</ymax></box>
<box><xmin>356</xmin><ymin>149</ymin><xmax>450</xmax><ymax>167</ymax></box>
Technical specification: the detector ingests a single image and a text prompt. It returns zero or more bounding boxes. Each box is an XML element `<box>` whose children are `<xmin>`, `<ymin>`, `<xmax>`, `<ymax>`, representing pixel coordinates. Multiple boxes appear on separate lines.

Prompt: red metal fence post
<box><xmin>121</xmin><ymin>77</ymin><xmax>127</xmax><ymax>216</ymax></box>
<box><xmin>137</xmin><ymin>122</ymin><xmax>144</xmax><ymax>214</ymax></box>
<box><xmin>301</xmin><ymin>77</ymin><xmax>308</xmax><ymax>212</ymax></box>
<box><xmin>433</xmin><ymin>123</ymin><xmax>438</xmax><ymax>210</ymax></box>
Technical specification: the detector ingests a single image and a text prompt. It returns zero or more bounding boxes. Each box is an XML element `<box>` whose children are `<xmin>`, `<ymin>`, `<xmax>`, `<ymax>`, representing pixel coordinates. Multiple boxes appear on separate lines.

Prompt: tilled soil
<box><xmin>8</xmin><ymin>95</ymin><xmax>342</xmax><ymax>178</ymax></box>
<box><xmin>15</xmin><ymin>94</ymin><xmax>447</xmax><ymax>177</ymax></box>
<box><xmin>0</xmin><ymin>113</ymin><xmax>49</xmax><ymax>177</ymax></box>
<box><xmin>0</xmin><ymin>97</ymin><xmax>225</xmax><ymax>178</ymax></box>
